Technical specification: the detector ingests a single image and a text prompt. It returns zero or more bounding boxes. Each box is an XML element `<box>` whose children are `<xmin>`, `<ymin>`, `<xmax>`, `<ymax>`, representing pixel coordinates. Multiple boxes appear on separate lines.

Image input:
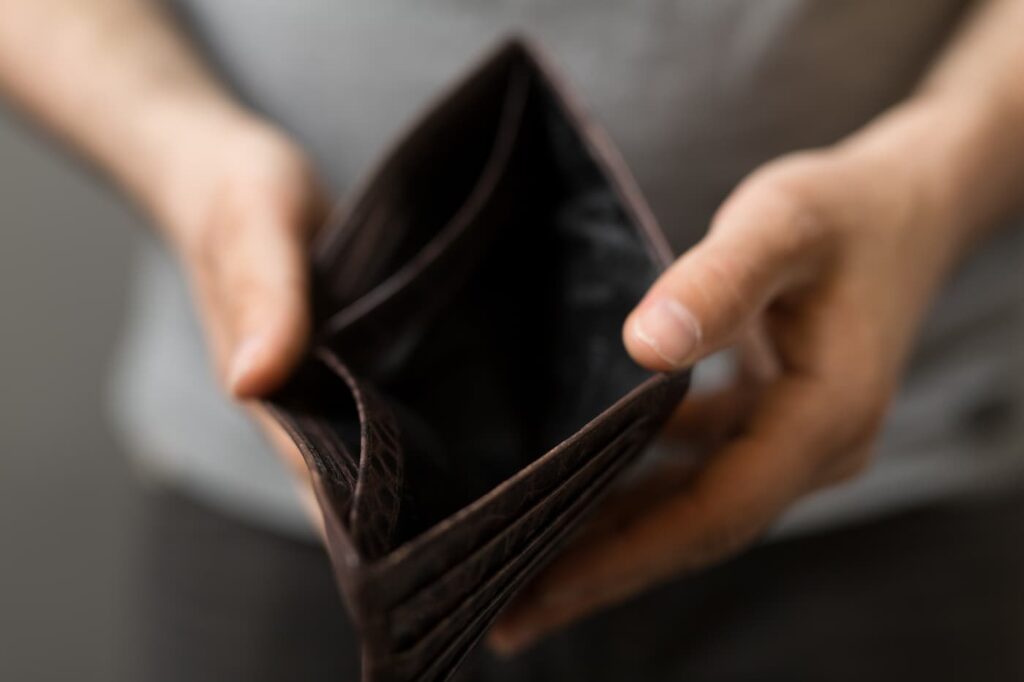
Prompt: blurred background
<box><xmin>0</xmin><ymin>103</ymin><xmax>140</xmax><ymax>681</ymax></box>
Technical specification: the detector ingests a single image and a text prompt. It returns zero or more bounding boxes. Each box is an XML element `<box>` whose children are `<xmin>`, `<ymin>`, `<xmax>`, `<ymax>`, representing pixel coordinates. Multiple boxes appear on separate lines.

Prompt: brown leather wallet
<box><xmin>265</xmin><ymin>36</ymin><xmax>690</xmax><ymax>682</ymax></box>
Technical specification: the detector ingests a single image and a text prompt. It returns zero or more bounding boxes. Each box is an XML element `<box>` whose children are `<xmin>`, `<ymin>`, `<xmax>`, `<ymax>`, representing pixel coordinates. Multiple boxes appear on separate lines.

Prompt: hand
<box><xmin>489</xmin><ymin>127</ymin><xmax>973</xmax><ymax>652</ymax></box>
<box><xmin>153</xmin><ymin>116</ymin><xmax>329</xmax><ymax>479</ymax></box>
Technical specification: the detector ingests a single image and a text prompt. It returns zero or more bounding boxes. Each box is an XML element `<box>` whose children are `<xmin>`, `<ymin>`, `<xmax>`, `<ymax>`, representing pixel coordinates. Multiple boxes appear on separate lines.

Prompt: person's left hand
<box><xmin>149</xmin><ymin>115</ymin><xmax>331</xmax><ymax>520</ymax></box>
<box><xmin>488</xmin><ymin>127</ymin><xmax>972</xmax><ymax>653</ymax></box>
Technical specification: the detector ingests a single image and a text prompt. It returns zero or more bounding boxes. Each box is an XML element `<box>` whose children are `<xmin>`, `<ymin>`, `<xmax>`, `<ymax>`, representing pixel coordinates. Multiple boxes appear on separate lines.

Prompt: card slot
<box><xmin>383</xmin><ymin>415</ymin><xmax>650</xmax><ymax>650</ymax></box>
<box><xmin>316</xmin><ymin>352</ymin><xmax>407</xmax><ymax>561</ymax></box>
<box><xmin>373</xmin><ymin>423</ymin><xmax>647</xmax><ymax>681</ymax></box>
<box><xmin>264</xmin><ymin>406</ymin><xmax>357</xmax><ymax>512</ymax></box>
<box><xmin>417</xmin><ymin>462</ymin><xmax>626</xmax><ymax>682</ymax></box>
<box><xmin>267</xmin><ymin>352</ymin><xmax>406</xmax><ymax>561</ymax></box>
<box><xmin>316</xmin><ymin>62</ymin><xmax>532</xmax><ymax>376</ymax></box>
<box><xmin>362</xmin><ymin>402</ymin><xmax>632</xmax><ymax>602</ymax></box>
<box><xmin>314</xmin><ymin>45</ymin><xmax>530</xmax><ymax>304</ymax></box>
<box><xmin>336</xmin><ymin>54</ymin><xmax>673</xmax><ymax>562</ymax></box>
<box><xmin>360</xmin><ymin>373</ymin><xmax>687</xmax><ymax>611</ymax></box>
<box><xmin>264</xmin><ymin>359</ymin><xmax>360</xmax><ymax>500</ymax></box>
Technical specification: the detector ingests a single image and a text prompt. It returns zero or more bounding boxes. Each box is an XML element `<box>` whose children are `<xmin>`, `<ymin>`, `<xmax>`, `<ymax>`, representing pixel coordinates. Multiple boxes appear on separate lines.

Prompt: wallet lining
<box><xmin>385</xmin><ymin>417</ymin><xmax>649</xmax><ymax>653</ymax></box>
<box><xmin>264</xmin><ymin>38</ymin><xmax>694</xmax><ymax>682</ymax></box>
<box><xmin>282</xmin><ymin>46</ymin><xmax>662</xmax><ymax>558</ymax></box>
<box><xmin>367</xmin><ymin>61</ymin><xmax>660</xmax><ymax>550</ymax></box>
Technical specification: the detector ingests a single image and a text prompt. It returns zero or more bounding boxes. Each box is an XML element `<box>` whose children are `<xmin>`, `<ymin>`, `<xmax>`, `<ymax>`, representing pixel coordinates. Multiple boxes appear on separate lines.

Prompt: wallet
<box><xmin>265</xmin><ymin>37</ymin><xmax>690</xmax><ymax>682</ymax></box>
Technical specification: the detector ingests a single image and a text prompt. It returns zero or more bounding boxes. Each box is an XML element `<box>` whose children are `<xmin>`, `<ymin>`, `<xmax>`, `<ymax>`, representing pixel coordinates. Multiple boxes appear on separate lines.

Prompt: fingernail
<box><xmin>228</xmin><ymin>336</ymin><xmax>264</xmax><ymax>395</ymax></box>
<box><xmin>632</xmin><ymin>297</ymin><xmax>702</xmax><ymax>367</ymax></box>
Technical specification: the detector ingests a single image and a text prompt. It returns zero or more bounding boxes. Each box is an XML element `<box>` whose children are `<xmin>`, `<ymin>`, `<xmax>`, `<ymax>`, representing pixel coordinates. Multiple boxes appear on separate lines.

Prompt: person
<box><xmin>2</xmin><ymin>1</ymin><xmax>1023</xmax><ymax>680</ymax></box>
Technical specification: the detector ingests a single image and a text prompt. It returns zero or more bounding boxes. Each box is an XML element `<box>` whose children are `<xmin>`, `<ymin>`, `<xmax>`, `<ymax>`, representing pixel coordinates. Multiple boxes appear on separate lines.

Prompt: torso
<box><xmin>111</xmin><ymin>0</ymin><xmax>1024</xmax><ymax>535</ymax></box>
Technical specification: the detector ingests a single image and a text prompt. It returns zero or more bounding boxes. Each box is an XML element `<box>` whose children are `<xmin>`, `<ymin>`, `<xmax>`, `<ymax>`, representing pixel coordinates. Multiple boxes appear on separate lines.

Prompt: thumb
<box><xmin>187</xmin><ymin>190</ymin><xmax>327</xmax><ymax>400</ymax></box>
<box><xmin>624</xmin><ymin>182</ymin><xmax>826</xmax><ymax>371</ymax></box>
<box><xmin>220</xmin><ymin>214</ymin><xmax>314</xmax><ymax>398</ymax></box>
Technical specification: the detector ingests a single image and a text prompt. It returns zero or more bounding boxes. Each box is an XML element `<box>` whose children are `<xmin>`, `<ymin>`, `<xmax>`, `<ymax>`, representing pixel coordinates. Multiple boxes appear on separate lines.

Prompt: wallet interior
<box><xmin>280</xmin><ymin>48</ymin><xmax>662</xmax><ymax>558</ymax></box>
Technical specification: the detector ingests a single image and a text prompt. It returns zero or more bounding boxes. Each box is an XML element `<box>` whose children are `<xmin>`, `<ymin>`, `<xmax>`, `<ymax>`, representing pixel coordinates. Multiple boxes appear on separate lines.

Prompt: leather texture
<box><xmin>265</xmin><ymin>36</ymin><xmax>690</xmax><ymax>682</ymax></box>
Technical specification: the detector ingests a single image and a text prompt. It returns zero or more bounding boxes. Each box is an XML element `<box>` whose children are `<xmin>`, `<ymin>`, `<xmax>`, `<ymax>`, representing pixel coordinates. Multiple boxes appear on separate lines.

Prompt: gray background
<box><xmin>0</xmin><ymin>103</ymin><xmax>141</xmax><ymax>681</ymax></box>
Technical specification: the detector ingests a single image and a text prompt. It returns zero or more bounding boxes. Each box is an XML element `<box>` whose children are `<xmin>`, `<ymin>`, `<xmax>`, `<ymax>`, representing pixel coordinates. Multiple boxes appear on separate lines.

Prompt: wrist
<box><xmin>835</xmin><ymin>90</ymin><xmax>1024</xmax><ymax>266</ymax></box>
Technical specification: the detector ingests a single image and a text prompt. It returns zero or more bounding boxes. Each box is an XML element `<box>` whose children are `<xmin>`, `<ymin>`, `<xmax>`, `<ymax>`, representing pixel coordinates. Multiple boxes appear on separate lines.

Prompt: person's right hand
<box><xmin>151</xmin><ymin>115</ymin><xmax>330</xmax><ymax>479</ymax></box>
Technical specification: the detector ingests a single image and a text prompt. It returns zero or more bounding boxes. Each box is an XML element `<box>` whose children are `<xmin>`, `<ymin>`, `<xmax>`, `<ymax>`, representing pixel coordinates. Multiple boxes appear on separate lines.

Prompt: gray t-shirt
<box><xmin>109</xmin><ymin>0</ymin><xmax>1024</xmax><ymax>538</ymax></box>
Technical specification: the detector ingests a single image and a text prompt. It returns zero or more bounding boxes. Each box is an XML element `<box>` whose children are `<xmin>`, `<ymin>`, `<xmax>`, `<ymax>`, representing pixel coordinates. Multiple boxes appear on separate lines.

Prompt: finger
<box><xmin>662</xmin><ymin>325</ymin><xmax>780</xmax><ymax>446</ymax></box>
<box><xmin>624</xmin><ymin>181</ymin><xmax>829</xmax><ymax>371</ymax></box>
<box><xmin>659</xmin><ymin>385</ymin><xmax>753</xmax><ymax>447</ymax></box>
<box><xmin>196</xmin><ymin>192</ymin><xmax>326</xmax><ymax>398</ymax></box>
<box><xmin>489</xmin><ymin>372</ymin><xmax>845</xmax><ymax>654</ymax></box>
<box><xmin>221</xmin><ymin>216</ymin><xmax>312</xmax><ymax>396</ymax></box>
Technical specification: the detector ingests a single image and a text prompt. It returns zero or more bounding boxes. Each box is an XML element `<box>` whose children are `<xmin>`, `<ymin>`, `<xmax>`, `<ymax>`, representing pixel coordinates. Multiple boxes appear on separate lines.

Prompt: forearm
<box><xmin>838</xmin><ymin>0</ymin><xmax>1024</xmax><ymax>257</ymax></box>
<box><xmin>0</xmin><ymin>0</ymin><xmax>257</xmax><ymax>237</ymax></box>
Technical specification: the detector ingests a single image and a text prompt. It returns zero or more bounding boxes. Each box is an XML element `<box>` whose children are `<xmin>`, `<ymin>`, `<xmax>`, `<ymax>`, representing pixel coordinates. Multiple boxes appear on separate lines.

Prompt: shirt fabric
<box><xmin>109</xmin><ymin>0</ymin><xmax>1024</xmax><ymax>540</ymax></box>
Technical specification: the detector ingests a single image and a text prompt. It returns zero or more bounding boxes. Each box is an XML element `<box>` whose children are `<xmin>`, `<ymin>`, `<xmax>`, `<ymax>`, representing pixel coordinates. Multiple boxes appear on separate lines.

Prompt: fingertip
<box><xmin>227</xmin><ymin>335</ymin><xmax>273</xmax><ymax>398</ymax></box>
<box><xmin>623</xmin><ymin>314</ymin><xmax>673</xmax><ymax>372</ymax></box>
<box><xmin>228</xmin><ymin>326</ymin><xmax>306</xmax><ymax>398</ymax></box>
<box><xmin>622</xmin><ymin>298</ymin><xmax>701</xmax><ymax>372</ymax></box>
<box><xmin>228</xmin><ymin>294</ymin><xmax>311</xmax><ymax>399</ymax></box>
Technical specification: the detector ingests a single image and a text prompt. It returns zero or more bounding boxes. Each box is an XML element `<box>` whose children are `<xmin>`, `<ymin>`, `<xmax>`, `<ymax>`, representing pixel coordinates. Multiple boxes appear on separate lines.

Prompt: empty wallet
<box><xmin>265</xmin><ymin>36</ymin><xmax>690</xmax><ymax>682</ymax></box>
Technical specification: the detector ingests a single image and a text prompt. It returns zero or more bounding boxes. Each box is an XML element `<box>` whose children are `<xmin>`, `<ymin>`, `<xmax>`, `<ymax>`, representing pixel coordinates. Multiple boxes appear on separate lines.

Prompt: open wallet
<box><xmin>264</xmin><ymin>36</ymin><xmax>691</xmax><ymax>682</ymax></box>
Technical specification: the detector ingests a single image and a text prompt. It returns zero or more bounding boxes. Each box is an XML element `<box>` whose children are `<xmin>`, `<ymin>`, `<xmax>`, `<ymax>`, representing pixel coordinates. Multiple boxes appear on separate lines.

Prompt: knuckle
<box><xmin>183</xmin><ymin>178</ymin><xmax>314</xmax><ymax>272</ymax></box>
<box><xmin>182</xmin><ymin>193</ymin><xmax>247</xmax><ymax>273</ymax></box>
<box><xmin>825</xmin><ymin>446</ymin><xmax>874</xmax><ymax>485</ymax></box>
<box><xmin>856</xmin><ymin>398</ymin><xmax>888</xmax><ymax>444</ymax></box>
<box><xmin>685</xmin><ymin>247</ymin><xmax>751</xmax><ymax>324</ymax></box>
<box><xmin>706</xmin><ymin>158</ymin><xmax>841</xmax><ymax>306</ymax></box>
<box><xmin>729</xmin><ymin>154</ymin><xmax>838</xmax><ymax>254</ymax></box>
<box><xmin>686</xmin><ymin>509</ymin><xmax>763</xmax><ymax>568</ymax></box>
<box><xmin>820</xmin><ymin>380</ymin><xmax>890</xmax><ymax>470</ymax></box>
<box><xmin>807</xmin><ymin>356</ymin><xmax>893</xmax><ymax>487</ymax></box>
<box><xmin>846</xmin><ymin>377</ymin><xmax>892</xmax><ymax>443</ymax></box>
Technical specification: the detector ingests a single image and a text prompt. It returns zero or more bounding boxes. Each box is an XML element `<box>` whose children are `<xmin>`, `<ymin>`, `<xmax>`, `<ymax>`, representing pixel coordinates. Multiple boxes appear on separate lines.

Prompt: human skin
<box><xmin>0</xmin><ymin>0</ymin><xmax>322</xmax><ymax>480</ymax></box>
<box><xmin>1</xmin><ymin>0</ymin><xmax>1023</xmax><ymax>654</ymax></box>
<box><xmin>489</xmin><ymin>0</ymin><xmax>1024</xmax><ymax>651</ymax></box>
